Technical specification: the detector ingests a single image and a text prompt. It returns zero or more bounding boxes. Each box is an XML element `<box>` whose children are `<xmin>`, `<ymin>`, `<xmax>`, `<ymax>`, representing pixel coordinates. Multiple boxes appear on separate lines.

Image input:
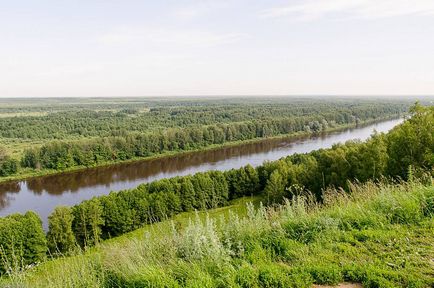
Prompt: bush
<box><xmin>257</xmin><ymin>263</ymin><xmax>292</xmax><ymax>288</ymax></box>
<box><xmin>235</xmin><ymin>262</ymin><xmax>259</xmax><ymax>288</ymax></box>
<box><xmin>284</xmin><ymin>216</ymin><xmax>339</xmax><ymax>244</ymax></box>
<box><xmin>307</xmin><ymin>264</ymin><xmax>343</xmax><ymax>285</ymax></box>
<box><xmin>260</xmin><ymin>230</ymin><xmax>303</xmax><ymax>262</ymax></box>
<box><xmin>0</xmin><ymin>157</ymin><xmax>18</xmax><ymax>176</ymax></box>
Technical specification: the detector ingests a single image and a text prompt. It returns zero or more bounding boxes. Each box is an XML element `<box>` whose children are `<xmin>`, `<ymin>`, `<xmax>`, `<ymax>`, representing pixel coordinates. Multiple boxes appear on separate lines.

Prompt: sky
<box><xmin>1</xmin><ymin>0</ymin><xmax>434</xmax><ymax>97</ymax></box>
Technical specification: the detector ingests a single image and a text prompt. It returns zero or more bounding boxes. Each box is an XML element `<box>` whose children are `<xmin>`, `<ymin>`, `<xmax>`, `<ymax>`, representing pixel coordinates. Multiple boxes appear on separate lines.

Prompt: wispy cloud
<box><xmin>99</xmin><ymin>27</ymin><xmax>244</xmax><ymax>47</ymax></box>
<box><xmin>171</xmin><ymin>1</ymin><xmax>232</xmax><ymax>20</ymax></box>
<box><xmin>262</xmin><ymin>0</ymin><xmax>434</xmax><ymax>20</ymax></box>
<box><xmin>173</xmin><ymin>7</ymin><xmax>201</xmax><ymax>20</ymax></box>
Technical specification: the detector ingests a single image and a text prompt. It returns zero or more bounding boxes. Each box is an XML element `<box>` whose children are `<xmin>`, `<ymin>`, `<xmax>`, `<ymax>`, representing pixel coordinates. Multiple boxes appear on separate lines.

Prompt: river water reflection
<box><xmin>0</xmin><ymin>118</ymin><xmax>403</xmax><ymax>225</ymax></box>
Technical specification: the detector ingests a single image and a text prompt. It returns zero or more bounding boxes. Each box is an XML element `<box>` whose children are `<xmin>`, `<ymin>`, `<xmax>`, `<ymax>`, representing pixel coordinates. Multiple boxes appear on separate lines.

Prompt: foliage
<box><xmin>0</xmin><ymin>97</ymin><xmax>408</xmax><ymax>141</ymax></box>
<box><xmin>3</xmin><ymin>182</ymin><xmax>434</xmax><ymax>287</ymax></box>
<box><xmin>72</xmin><ymin>198</ymin><xmax>105</xmax><ymax>248</ymax></box>
<box><xmin>0</xmin><ymin>103</ymin><xmax>431</xmax><ymax>278</ymax></box>
<box><xmin>46</xmin><ymin>206</ymin><xmax>76</xmax><ymax>255</ymax></box>
<box><xmin>0</xmin><ymin>97</ymin><xmax>410</xmax><ymax>177</ymax></box>
<box><xmin>386</xmin><ymin>103</ymin><xmax>434</xmax><ymax>179</ymax></box>
<box><xmin>0</xmin><ymin>157</ymin><xmax>18</xmax><ymax>177</ymax></box>
<box><xmin>0</xmin><ymin>211</ymin><xmax>47</xmax><ymax>274</ymax></box>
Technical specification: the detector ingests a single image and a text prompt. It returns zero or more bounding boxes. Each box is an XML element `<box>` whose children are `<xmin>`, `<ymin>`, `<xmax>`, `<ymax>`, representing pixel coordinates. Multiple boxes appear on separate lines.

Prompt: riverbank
<box><xmin>0</xmin><ymin>116</ymin><xmax>402</xmax><ymax>185</ymax></box>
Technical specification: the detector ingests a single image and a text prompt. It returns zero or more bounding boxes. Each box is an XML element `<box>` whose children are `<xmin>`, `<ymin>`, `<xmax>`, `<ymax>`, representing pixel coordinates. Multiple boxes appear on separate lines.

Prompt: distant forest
<box><xmin>0</xmin><ymin>97</ymin><xmax>411</xmax><ymax>178</ymax></box>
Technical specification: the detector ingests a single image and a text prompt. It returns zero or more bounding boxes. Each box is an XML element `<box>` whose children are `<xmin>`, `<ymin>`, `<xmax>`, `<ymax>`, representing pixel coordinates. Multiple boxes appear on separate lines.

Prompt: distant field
<box><xmin>0</xmin><ymin>111</ymin><xmax>48</xmax><ymax>118</ymax></box>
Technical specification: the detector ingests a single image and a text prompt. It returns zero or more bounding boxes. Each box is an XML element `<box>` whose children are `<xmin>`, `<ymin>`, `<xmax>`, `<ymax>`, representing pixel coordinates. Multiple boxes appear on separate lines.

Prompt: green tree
<box><xmin>264</xmin><ymin>170</ymin><xmax>286</xmax><ymax>204</ymax></box>
<box><xmin>244</xmin><ymin>165</ymin><xmax>260</xmax><ymax>195</ymax></box>
<box><xmin>179</xmin><ymin>176</ymin><xmax>196</xmax><ymax>211</ymax></box>
<box><xmin>100</xmin><ymin>192</ymin><xmax>134</xmax><ymax>238</ymax></box>
<box><xmin>0</xmin><ymin>157</ymin><xmax>18</xmax><ymax>177</ymax></box>
<box><xmin>0</xmin><ymin>212</ymin><xmax>47</xmax><ymax>274</ymax></box>
<box><xmin>47</xmin><ymin>206</ymin><xmax>76</xmax><ymax>254</ymax></box>
<box><xmin>148</xmin><ymin>192</ymin><xmax>169</xmax><ymax>222</ymax></box>
<box><xmin>191</xmin><ymin>173</ymin><xmax>214</xmax><ymax>209</ymax></box>
<box><xmin>386</xmin><ymin>104</ymin><xmax>433</xmax><ymax>178</ymax></box>
<box><xmin>0</xmin><ymin>214</ymin><xmax>24</xmax><ymax>274</ymax></box>
<box><xmin>72</xmin><ymin>198</ymin><xmax>104</xmax><ymax>248</ymax></box>
<box><xmin>21</xmin><ymin>148</ymin><xmax>40</xmax><ymax>169</ymax></box>
<box><xmin>22</xmin><ymin>211</ymin><xmax>48</xmax><ymax>264</ymax></box>
<box><xmin>209</xmin><ymin>171</ymin><xmax>229</xmax><ymax>207</ymax></box>
<box><xmin>351</xmin><ymin>134</ymin><xmax>388</xmax><ymax>181</ymax></box>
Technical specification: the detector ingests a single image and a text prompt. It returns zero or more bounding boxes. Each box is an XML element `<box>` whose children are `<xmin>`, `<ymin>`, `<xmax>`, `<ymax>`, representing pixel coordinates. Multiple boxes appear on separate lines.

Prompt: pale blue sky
<box><xmin>1</xmin><ymin>0</ymin><xmax>434</xmax><ymax>97</ymax></box>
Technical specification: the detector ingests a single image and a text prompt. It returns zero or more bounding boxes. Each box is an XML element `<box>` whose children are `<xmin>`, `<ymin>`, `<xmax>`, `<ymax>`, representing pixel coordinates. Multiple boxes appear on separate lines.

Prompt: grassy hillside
<box><xmin>2</xmin><ymin>181</ymin><xmax>433</xmax><ymax>288</ymax></box>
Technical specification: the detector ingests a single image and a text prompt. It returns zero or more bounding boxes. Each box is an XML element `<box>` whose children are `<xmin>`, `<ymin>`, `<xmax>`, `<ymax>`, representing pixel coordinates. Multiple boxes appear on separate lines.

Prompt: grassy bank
<box><xmin>0</xmin><ymin>116</ymin><xmax>400</xmax><ymax>184</ymax></box>
<box><xmin>2</xmin><ymin>181</ymin><xmax>433</xmax><ymax>287</ymax></box>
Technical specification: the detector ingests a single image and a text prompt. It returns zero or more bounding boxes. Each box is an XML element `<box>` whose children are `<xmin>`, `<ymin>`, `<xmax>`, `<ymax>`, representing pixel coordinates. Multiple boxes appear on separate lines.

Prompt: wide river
<box><xmin>0</xmin><ymin>118</ymin><xmax>402</xmax><ymax>226</ymax></box>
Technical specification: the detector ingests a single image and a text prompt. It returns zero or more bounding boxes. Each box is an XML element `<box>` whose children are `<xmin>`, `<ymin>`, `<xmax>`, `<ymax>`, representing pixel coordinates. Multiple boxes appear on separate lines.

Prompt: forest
<box><xmin>0</xmin><ymin>97</ymin><xmax>410</xmax><ymax>179</ymax></box>
<box><xmin>0</xmin><ymin>103</ymin><xmax>432</xmax><ymax>277</ymax></box>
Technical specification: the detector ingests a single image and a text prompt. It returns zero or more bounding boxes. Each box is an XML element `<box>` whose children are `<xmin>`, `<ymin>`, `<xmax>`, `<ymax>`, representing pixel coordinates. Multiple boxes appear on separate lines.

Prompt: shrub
<box><xmin>284</xmin><ymin>216</ymin><xmax>339</xmax><ymax>244</ymax></box>
<box><xmin>257</xmin><ymin>263</ymin><xmax>292</xmax><ymax>288</ymax></box>
<box><xmin>235</xmin><ymin>262</ymin><xmax>259</xmax><ymax>288</ymax></box>
<box><xmin>307</xmin><ymin>264</ymin><xmax>343</xmax><ymax>285</ymax></box>
<box><xmin>0</xmin><ymin>157</ymin><xmax>18</xmax><ymax>176</ymax></box>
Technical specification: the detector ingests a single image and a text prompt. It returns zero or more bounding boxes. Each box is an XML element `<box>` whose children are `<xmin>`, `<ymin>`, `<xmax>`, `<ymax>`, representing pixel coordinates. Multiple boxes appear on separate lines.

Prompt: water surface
<box><xmin>0</xmin><ymin>118</ymin><xmax>402</xmax><ymax>225</ymax></box>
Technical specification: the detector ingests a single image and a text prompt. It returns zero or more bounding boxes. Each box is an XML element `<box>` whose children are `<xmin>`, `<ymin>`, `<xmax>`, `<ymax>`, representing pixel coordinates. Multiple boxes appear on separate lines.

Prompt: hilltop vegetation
<box><xmin>2</xmin><ymin>181</ymin><xmax>433</xmax><ymax>288</ymax></box>
<box><xmin>0</xmin><ymin>97</ymin><xmax>410</xmax><ymax>180</ymax></box>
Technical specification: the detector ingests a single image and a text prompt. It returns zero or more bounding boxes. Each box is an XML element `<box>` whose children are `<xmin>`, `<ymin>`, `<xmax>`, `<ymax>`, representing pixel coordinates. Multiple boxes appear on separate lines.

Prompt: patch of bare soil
<box><xmin>313</xmin><ymin>283</ymin><xmax>363</xmax><ymax>288</ymax></box>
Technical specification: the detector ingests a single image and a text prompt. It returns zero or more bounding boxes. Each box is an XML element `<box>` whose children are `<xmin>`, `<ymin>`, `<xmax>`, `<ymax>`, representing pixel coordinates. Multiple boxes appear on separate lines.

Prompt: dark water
<box><xmin>0</xmin><ymin>118</ymin><xmax>402</xmax><ymax>226</ymax></box>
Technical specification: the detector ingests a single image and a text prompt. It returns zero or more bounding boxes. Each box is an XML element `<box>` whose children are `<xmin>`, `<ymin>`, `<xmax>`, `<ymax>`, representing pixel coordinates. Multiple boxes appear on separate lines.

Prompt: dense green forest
<box><xmin>0</xmin><ymin>103</ymin><xmax>432</xmax><ymax>278</ymax></box>
<box><xmin>0</xmin><ymin>98</ymin><xmax>408</xmax><ymax>140</ymax></box>
<box><xmin>0</xmin><ymin>97</ymin><xmax>411</xmax><ymax>179</ymax></box>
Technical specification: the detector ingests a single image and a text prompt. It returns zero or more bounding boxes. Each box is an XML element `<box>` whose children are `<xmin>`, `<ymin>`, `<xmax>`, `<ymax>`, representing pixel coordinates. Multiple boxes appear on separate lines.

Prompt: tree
<box><xmin>264</xmin><ymin>170</ymin><xmax>286</xmax><ymax>205</ymax></box>
<box><xmin>21</xmin><ymin>148</ymin><xmax>40</xmax><ymax>169</ymax></box>
<box><xmin>351</xmin><ymin>133</ymin><xmax>388</xmax><ymax>181</ymax></box>
<box><xmin>148</xmin><ymin>192</ymin><xmax>169</xmax><ymax>222</ymax></box>
<box><xmin>22</xmin><ymin>212</ymin><xmax>48</xmax><ymax>264</ymax></box>
<box><xmin>123</xmin><ymin>185</ymin><xmax>150</xmax><ymax>226</ymax></box>
<box><xmin>47</xmin><ymin>206</ymin><xmax>76</xmax><ymax>254</ymax></box>
<box><xmin>191</xmin><ymin>173</ymin><xmax>214</xmax><ymax>209</ymax></box>
<box><xmin>209</xmin><ymin>171</ymin><xmax>229</xmax><ymax>207</ymax></box>
<box><xmin>386</xmin><ymin>104</ymin><xmax>433</xmax><ymax>179</ymax></box>
<box><xmin>100</xmin><ymin>193</ymin><xmax>134</xmax><ymax>238</ymax></box>
<box><xmin>0</xmin><ymin>157</ymin><xmax>18</xmax><ymax>177</ymax></box>
<box><xmin>244</xmin><ymin>165</ymin><xmax>260</xmax><ymax>195</ymax></box>
<box><xmin>0</xmin><ymin>212</ymin><xmax>47</xmax><ymax>275</ymax></box>
<box><xmin>72</xmin><ymin>198</ymin><xmax>104</xmax><ymax>248</ymax></box>
<box><xmin>179</xmin><ymin>176</ymin><xmax>196</xmax><ymax>211</ymax></box>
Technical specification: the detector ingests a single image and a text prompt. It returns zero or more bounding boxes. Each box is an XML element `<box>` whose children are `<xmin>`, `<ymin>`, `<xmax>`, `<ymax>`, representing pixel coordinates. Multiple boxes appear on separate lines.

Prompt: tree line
<box><xmin>0</xmin><ymin>98</ymin><xmax>408</xmax><ymax>140</ymax></box>
<box><xmin>0</xmin><ymin>98</ymin><xmax>409</xmax><ymax>178</ymax></box>
<box><xmin>19</xmin><ymin>110</ymin><xmax>399</xmax><ymax>172</ymax></box>
<box><xmin>0</xmin><ymin>103</ymin><xmax>431</xmax><ymax>275</ymax></box>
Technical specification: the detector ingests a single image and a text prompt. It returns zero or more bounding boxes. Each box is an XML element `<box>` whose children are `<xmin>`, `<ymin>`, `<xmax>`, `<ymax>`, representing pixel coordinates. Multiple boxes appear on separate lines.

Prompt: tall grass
<box><xmin>2</xmin><ymin>180</ymin><xmax>433</xmax><ymax>288</ymax></box>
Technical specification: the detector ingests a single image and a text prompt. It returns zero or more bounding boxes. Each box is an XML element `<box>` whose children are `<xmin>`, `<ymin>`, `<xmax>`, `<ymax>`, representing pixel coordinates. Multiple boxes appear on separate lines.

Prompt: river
<box><xmin>0</xmin><ymin>118</ymin><xmax>403</xmax><ymax>226</ymax></box>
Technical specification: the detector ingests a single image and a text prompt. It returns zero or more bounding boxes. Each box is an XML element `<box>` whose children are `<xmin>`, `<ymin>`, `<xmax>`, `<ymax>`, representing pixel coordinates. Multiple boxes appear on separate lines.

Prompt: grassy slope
<box><xmin>2</xmin><ymin>182</ymin><xmax>433</xmax><ymax>288</ymax></box>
